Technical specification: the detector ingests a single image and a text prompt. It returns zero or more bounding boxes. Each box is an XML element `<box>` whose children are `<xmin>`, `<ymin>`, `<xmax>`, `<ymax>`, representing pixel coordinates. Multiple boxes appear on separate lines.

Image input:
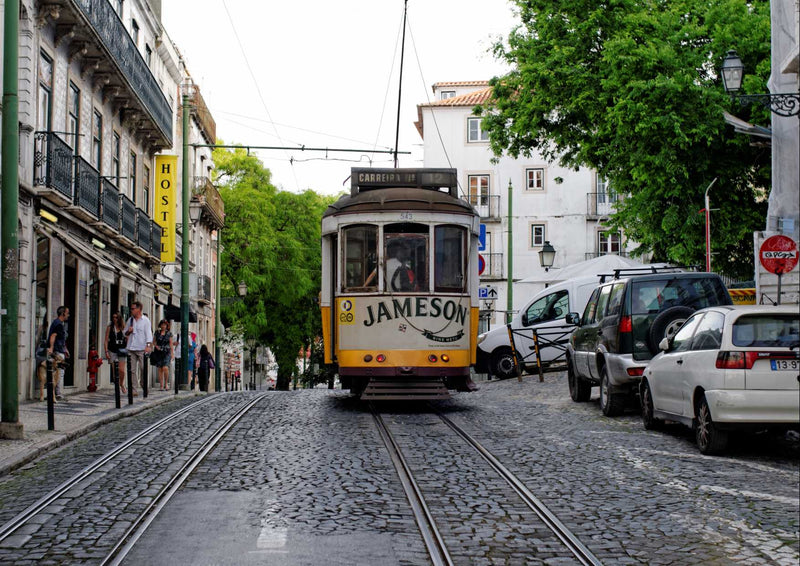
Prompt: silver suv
<box><xmin>565</xmin><ymin>270</ymin><xmax>732</xmax><ymax>416</ymax></box>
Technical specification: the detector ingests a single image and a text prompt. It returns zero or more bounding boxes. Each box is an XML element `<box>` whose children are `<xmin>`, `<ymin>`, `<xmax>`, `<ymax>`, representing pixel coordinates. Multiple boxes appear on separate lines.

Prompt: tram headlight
<box><xmin>441</xmin><ymin>354</ymin><xmax>450</xmax><ymax>363</ymax></box>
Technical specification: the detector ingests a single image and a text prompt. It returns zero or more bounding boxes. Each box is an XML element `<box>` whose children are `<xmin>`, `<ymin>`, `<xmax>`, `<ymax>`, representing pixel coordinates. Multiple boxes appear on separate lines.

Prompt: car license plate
<box><xmin>770</xmin><ymin>359</ymin><xmax>799</xmax><ymax>371</ymax></box>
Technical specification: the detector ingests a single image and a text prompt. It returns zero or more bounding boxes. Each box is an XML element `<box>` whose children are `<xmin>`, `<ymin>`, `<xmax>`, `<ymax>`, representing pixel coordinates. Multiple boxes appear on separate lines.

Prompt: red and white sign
<box><xmin>759</xmin><ymin>235</ymin><xmax>798</xmax><ymax>275</ymax></box>
<box><xmin>478</xmin><ymin>254</ymin><xmax>486</xmax><ymax>276</ymax></box>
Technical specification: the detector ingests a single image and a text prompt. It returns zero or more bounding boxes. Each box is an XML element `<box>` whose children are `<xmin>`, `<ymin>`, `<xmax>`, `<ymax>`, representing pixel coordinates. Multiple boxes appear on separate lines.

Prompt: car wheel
<box><xmin>568</xmin><ymin>357</ymin><xmax>591</xmax><ymax>402</ymax></box>
<box><xmin>647</xmin><ymin>306</ymin><xmax>695</xmax><ymax>354</ymax></box>
<box><xmin>695</xmin><ymin>396</ymin><xmax>728</xmax><ymax>455</ymax></box>
<box><xmin>599</xmin><ymin>365</ymin><xmax>625</xmax><ymax>417</ymax></box>
<box><xmin>491</xmin><ymin>348</ymin><xmax>517</xmax><ymax>380</ymax></box>
<box><xmin>640</xmin><ymin>379</ymin><xmax>663</xmax><ymax>430</ymax></box>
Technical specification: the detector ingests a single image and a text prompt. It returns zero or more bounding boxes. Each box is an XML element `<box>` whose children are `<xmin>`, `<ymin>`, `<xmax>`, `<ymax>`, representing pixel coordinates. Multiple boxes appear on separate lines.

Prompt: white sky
<box><xmin>161</xmin><ymin>0</ymin><xmax>518</xmax><ymax>196</ymax></box>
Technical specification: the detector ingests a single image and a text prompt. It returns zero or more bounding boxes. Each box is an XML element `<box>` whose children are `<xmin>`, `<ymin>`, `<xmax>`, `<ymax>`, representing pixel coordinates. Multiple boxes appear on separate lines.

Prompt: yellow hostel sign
<box><xmin>154</xmin><ymin>155</ymin><xmax>177</xmax><ymax>262</ymax></box>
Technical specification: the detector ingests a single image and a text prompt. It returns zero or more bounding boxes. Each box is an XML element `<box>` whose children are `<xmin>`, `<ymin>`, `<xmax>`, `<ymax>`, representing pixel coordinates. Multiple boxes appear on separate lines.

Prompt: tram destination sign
<box><xmin>351</xmin><ymin>168</ymin><xmax>457</xmax><ymax>193</ymax></box>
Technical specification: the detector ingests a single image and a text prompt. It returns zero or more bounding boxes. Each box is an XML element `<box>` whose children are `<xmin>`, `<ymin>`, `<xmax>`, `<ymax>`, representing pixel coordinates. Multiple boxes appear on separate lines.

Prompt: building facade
<box><xmin>415</xmin><ymin>81</ymin><xmax>635</xmax><ymax>329</ymax></box>
<box><xmin>4</xmin><ymin>0</ymin><xmax>223</xmax><ymax>402</ymax></box>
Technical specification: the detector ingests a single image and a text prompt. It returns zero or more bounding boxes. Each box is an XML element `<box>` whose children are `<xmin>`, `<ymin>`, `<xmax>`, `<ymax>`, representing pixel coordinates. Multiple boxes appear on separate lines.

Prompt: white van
<box><xmin>475</xmin><ymin>275</ymin><xmax>599</xmax><ymax>379</ymax></box>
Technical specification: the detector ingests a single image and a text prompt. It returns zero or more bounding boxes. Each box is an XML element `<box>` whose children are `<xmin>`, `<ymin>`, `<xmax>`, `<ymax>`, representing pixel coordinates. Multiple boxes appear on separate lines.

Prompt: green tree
<box><xmin>478</xmin><ymin>0</ymin><xmax>771</xmax><ymax>278</ymax></box>
<box><xmin>214</xmin><ymin>145</ymin><xmax>335</xmax><ymax>389</ymax></box>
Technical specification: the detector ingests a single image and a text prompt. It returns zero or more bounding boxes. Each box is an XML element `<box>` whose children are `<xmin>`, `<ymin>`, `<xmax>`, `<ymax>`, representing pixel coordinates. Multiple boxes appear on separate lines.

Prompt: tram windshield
<box><xmin>340</xmin><ymin>223</ymin><xmax>468</xmax><ymax>293</ymax></box>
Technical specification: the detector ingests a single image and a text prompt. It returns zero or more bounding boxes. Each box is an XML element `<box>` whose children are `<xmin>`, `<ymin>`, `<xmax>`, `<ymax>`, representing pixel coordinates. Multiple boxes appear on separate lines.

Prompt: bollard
<box><xmin>112</xmin><ymin>359</ymin><xmax>121</xmax><ymax>409</ymax></box>
<box><xmin>46</xmin><ymin>356</ymin><xmax>55</xmax><ymax>431</ymax></box>
<box><xmin>127</xmin><ymin>355</ymin><xmax>134</xmax><ymax>405</ymax></box>
<box><xmin>142</xmin><ymin>353</ymin><xmax>149</xmax><ymax>398</ymax></box>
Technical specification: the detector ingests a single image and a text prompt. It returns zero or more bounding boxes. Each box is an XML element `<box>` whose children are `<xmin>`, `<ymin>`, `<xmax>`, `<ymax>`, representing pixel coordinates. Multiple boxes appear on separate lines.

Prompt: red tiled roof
<box><xmin>432</xmin><ymin>81</ymin><xmax>490</xmax><ymax>89</ymax></box>
<box><xmin>415</xmin><ymin>87</ymin><xmax>494</xmax><ymax>138</ymax></box>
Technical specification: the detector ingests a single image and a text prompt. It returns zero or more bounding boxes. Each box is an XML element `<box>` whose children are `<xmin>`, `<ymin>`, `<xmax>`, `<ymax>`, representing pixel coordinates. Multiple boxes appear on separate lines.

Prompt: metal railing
<box><xmin>481</xmin><ymin>252</ymin><xmax>504</xmax><ymax>279</ymax></box>
<box><xmin>587</xmin><ymin>192</ymin><xmax>620</xmax><ymax>217</ymax></box>
<box><xmin>33</xmin><ymin>132</ymin><xmax>73</xmax><ymax>198</ymax></box>
<box><xmin>74</xmin><ymin>156</ymin><xmax>100</xmax><ymax>217</ymax></box>
<box><xmin>72</xmin><ymin>0</ymin><xmax>172</xmax><ymax>145</ymax></box>
<box><xmin>200</xmin><ymin>275</ymin><xmax>212</xmax><ymax>301</ymax></box>
<box><xmin>136</xmin><ymin>209</ymin><xmax>151</xmax><ymax>251</ymax></box>
<box><xmin>465</xmin><ymin>194</ymin><xmax>501</xmax><ymax>219</ymax></box>
<box><xmin>101</xmin><ymin>179</ymin><xmax>120</xmax><ymax>230</ymax></box>
<box><xmin>150</xmin><ymin>219</ymin><xmax>162</xmax><ymax>258</ymax></box>
<box><xmin>120</xmin><ymin>195</ymin><xmax>137</xmax><ymax>242</ymax></box>
<box><xmin>192</xmin><ymin>176</ymin><xmax>225</xmax><ymax>226</ymax></box>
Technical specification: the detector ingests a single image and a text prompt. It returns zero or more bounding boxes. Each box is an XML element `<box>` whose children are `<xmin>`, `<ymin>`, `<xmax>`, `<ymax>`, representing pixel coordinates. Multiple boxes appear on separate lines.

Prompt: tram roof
<box><xmin>323</xmin><ymin>186</ymin><xmax>477</xmax><ymax>218</ymax></box>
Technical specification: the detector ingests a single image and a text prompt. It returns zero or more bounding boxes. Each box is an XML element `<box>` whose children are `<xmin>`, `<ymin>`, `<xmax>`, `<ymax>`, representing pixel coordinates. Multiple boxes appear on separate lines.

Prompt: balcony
<box><xmin>136</xmin><ymin>209</ymin><xmax>151</xmax><ymax>254</ymax></box>
<box><xmin>72</xmin><ymin>156</ymin><xmax>100</xmax><ymax>221</ymax></box>
<box><xmin>37</xmin><ymin>0</ymin><xmax>172</xmax><ymax>149</ymax></box>
<box><xmin>192</xmin><ymin>176</ymin><xmax>225</xmax><ymax>228</ymax></box>
<box><xmin>480</xmin><ymin>252</ymin><xmax>504</xmax><ymax>280</ymax></box>
<box><xmin>464</xmin><ymin>194</ymin><xmax>501</xmax><ymax>220</ymax></box>
<box><xmin>586</xmin><ymin>192</ymin><xmax>620</xmax><ymax>219</ymax></box>
<box><xmin>150</xmin><ymin>219</ymin><xmax>162</xmax><ymax>260</ymax></box>
<box><xmin>198</xmin><ymin>275</ymin><xmax>212</xmax><ymax>304</ymax></box>
<box><xmin>33</xmin><ymin>132</ymin><xmax>74</xmax><ymax>205</ymax></box>
<box><xmin>119</xmin><ymin>195</ymin><xmax>137</xmax><ymax>243</ymax></box>
<box><xmin>99</xmin><ymin>178</ymin><xmax>120</xmax><ymax>236</ymax></box>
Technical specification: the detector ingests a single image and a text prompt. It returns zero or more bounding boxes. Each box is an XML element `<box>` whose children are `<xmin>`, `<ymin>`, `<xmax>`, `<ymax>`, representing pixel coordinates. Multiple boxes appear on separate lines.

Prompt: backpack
<box><xmin>391</xmin><ymin>265</ymin><xmax>416</xmax><ymax>291</ymax></box>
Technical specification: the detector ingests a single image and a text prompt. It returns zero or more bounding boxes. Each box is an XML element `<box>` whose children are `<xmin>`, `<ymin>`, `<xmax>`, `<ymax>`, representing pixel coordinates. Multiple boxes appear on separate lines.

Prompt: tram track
<box><xmin>0</xmin><ymin>392</ymin><xmax>268</xmax><ymax>565</ymax></box>
<box><xmin>371</xmin><ymin>403</ymin><xmax>602</xmax><ymax>566</ymax></box>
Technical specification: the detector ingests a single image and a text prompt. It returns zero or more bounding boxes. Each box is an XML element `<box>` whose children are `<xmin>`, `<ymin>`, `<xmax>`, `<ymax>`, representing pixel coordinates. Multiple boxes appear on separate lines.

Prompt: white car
<box><xmin>475</xmin><ymin>276</ymin><xmax>598</xmax><ymax>379</ymax></box>
<box><xmin>640</xmin><ymin>305</ymin><xmax>800</xmax><ymax>454</ymax></box>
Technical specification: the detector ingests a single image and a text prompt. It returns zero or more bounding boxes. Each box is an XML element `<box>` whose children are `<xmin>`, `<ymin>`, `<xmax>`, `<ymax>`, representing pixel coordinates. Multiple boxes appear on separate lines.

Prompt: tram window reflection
<box><xmin>384</xmin><ymin>224</ymin><xmax>428</xmax><ymax>292</ymax></box>
<box><xmin>435</xmin><ymin>226</ymin><xmax>466</xmax><ymax>292</ymax></box>
<box><xmin>342</xmin><ymin>225</ymin><xmax>377</xmax><ymax>291</ymax></box>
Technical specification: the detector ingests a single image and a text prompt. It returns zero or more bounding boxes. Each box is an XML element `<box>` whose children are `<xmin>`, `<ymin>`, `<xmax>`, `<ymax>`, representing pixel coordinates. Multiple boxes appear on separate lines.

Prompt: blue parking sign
<box><xmin>478</xmin><ymin>224</ymin><xmax>486</xmax><ymax>251</ymax></box>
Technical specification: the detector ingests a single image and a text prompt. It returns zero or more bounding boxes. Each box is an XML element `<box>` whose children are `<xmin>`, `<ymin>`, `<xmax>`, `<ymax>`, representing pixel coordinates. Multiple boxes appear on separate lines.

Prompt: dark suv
<box><xmin>565</xmin><ymin>270</ymin><xmax>732</xmax><ymax>416</ymax></box>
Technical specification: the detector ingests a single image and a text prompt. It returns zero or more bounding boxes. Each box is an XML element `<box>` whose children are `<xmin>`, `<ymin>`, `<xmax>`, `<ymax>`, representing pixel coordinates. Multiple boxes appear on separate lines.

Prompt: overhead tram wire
<box><xmin>372</xmin><ymin>4</ymin><xmax>407</xmax><ymax>161</ymax></box>
<box><xmin>406</xmin><ymin>14</ymin><xmax>467</xmax><ymax>200</ymax></box>
<box><xmin>221</xmin><ymin>0</ymin><xmax>299</xmax><ymax>190</ymax></box>
<box><xmin>393</xmin><ymin>0</ymin><xmax>409</xmax><ymax>168</ymax></box>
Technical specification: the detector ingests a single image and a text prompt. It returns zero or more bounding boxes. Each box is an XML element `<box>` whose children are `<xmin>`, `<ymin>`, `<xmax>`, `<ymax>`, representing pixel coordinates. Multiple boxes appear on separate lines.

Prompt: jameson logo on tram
<box><xmin>155</xmin><ymin>155</ymin><xmax>178</xmax><ymax>263</ymax></box>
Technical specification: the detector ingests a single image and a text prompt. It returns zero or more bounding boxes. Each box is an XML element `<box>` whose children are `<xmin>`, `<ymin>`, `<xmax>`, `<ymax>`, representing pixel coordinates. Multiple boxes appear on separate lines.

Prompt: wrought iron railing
<box><xmin>192</xmin><ymin>176</ymin><xmax>225</xmax><ymax>226</ymax></box>
<box><xmin>201</xmin><ymin>275</ymin><xmax>212</xmax><ymax>301</ymax></box>
<box><xmin>587</xmin><ymin>192</ymin><xmax>620</xmax><ymax>217</ymax></box>
<box><xmin>481</xmin><ymin>252</ymin><xmax>504</xmax><ymax>278</ymax></box>
<box><xmin>33</xmin><ymin>131</ymin><xmax>73</xmax><ymax>198</ymax></box>
<box><xmin>464</xmin><ymin>194</ymin><xmax>501</xmax><ymax>219</ymax></box>
<box><xmin>74</xmin><ymin>156</ymin><xmax>100</xmax><ymax>217</ymax></box>
<box><xmin>136</xmin><ymin>209</ymin><xmax>151</xmax><ymax>251</ymax></box>
<box><xmin>72</xmin><ymin>0</ymin><xmax>172</xmax><ymax>145</ymax></box>
<box><xmin>120</xmin><ymin>195</ymin><xmax>137</xmax><ymax>241</ymax></box>
<box><xmin>101</xmin><ymin>179</ymin><xmax>120</xmax><ymax>230</ymax></box>
<box><xmin>150</xmin><ymin>219</ymin><xmax>162</xmax><ymax>258</ymax></box>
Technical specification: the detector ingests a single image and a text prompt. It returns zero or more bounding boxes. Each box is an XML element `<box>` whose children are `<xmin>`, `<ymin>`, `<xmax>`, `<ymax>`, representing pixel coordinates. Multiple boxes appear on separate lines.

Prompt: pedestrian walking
<box><xmin>43</xmin><ymin>306</ymin><xmax>70</xmax><ymax>401</ymax></box>
<box><xmin>187</xmin><ymin>331</ymin><xmax>198</xmax><ymax>390</ymax></box>
<box><xmin>197</xmin><ymin>344</ymin><xmax>215</xmax><ymax>392</ymax></box>
<box><xmin>123</xmin><ymin>301</ymin><xmax>153</xmax><ymax>396</ymax></box>
<box><xmin>153</xmin><ymin>319</ymin><xmax>174</xmax><ymax>391</ymax></box>
<box><xmin>103</xmin><ymin>312</ymin><xmax>127</xmax><ymax>394</ymax></box>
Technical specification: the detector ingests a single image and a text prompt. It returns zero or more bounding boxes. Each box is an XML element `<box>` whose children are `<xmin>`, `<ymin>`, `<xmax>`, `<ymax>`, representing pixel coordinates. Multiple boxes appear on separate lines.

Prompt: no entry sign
<box><xmin>759</xmin><ymin>235</ymin><xmax>798</xmax><ymax>275</ymax></box>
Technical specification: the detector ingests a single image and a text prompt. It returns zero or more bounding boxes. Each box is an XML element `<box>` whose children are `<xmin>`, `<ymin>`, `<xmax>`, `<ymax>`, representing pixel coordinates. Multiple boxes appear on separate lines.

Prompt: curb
<box><xmin>0</xmin><ymin>395</ymin><xmax>179</xmax><ymax>476</ymax></box>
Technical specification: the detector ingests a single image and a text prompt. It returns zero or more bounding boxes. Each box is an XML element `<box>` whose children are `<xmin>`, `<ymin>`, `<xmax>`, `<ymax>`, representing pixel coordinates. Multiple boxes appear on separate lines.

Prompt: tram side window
<box><xmin>434</xmin><ymin>226</ymin><xmax>466</xmax><ymax>292</ymax></box>
<box><xmin>385</xmin><ymin>224</ymin><xmax>428</xmax><ymax>292</ymax></box>
<box><xmin>342</xmin><ymin>225</ymin><xmax>378</xmax><ymax>291</ymax></box>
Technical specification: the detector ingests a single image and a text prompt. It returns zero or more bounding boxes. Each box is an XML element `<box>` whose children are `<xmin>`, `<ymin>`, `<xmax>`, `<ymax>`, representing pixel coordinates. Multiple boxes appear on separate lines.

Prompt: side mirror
<box><xmin>566</xmin><ymin>312</ymin><xmax>581</xmax><ymax>325</ymax></box>
<box><xmin>521</xmin><ymin>312</ymin><xmax>529</xmax><ymax>326</ymax></box>
<box><xmin>659</xmin><ymin>337</ymin><xmax>670</xmax><ymax>352</ymax></box>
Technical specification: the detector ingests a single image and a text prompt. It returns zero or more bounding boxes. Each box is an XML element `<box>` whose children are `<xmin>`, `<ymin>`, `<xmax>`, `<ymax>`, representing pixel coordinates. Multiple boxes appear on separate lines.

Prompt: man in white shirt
<box><xmin>123</xmin><ymin>300</ymin><xmax>152</xmax><ymax>396</ymax></box>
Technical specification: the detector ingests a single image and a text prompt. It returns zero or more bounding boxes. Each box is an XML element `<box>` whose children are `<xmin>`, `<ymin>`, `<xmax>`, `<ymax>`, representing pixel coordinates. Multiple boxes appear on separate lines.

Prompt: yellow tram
<box><xmin>321</xmin><ymin>168</ymin><xmax>481</xmax><ymax>400</ymax></box>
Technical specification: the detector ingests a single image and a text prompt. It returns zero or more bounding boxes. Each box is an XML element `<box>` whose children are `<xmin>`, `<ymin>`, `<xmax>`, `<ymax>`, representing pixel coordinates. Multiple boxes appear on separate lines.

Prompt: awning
<box><xmin>165</xmin><ymin>303</ymin><xmax>198</xmax><ymax>322</ymax></box>
<box><xmin>723</xmin><ymin>111</ymin><xmax>772</xmax><ymax>140</ymax></box>
<box><xmin>36</xmin><ymin>221</ymin><xmax>117</xmax><ymax>274</ymax></box>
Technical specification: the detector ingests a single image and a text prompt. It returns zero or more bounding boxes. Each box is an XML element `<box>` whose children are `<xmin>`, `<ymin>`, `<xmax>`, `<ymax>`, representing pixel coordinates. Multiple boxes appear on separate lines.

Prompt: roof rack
<box><xmin>597</xmin><ymin>265</ymin><xmax>701</xmax><ymax>283</ymax></box>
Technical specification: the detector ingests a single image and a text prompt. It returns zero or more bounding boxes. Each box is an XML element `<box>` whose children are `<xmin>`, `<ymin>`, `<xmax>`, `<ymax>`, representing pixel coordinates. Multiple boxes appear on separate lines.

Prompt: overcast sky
<box><xmin>161</xmin><ymin>0</ymin><xmax>518</xmax><ymax>195</ymax></box>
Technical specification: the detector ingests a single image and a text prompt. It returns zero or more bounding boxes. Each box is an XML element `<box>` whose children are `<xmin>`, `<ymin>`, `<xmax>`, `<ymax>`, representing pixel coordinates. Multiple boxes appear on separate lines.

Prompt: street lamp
<box><xmin>538</xmin><ymin>241</ymin><xmax>556</xmax><ymax>271</ymax></box>
<box><xmin>721</xmin><ymin>50</ymin><xmax>800</xmax><ymax>117</ymax></box>
<box><xmin>237</xmin><ymin>281</ymin><xmax>248</xmax><ymax>297</ymax></box>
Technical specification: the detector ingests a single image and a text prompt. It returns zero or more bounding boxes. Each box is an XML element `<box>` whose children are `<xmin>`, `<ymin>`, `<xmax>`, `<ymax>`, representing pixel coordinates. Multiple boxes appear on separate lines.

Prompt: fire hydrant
<box><xmin>87</xmin><ymin>349</ymin><xmax>103</xmax><ymax>392</ymax></box>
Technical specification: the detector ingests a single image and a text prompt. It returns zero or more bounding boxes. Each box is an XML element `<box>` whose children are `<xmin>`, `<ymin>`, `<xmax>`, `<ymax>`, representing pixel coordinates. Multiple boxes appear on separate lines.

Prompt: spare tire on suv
<box><xmin>647</xmin><ymin>306</ymin><xmax>695</xmax><ymax>355</ymax></box>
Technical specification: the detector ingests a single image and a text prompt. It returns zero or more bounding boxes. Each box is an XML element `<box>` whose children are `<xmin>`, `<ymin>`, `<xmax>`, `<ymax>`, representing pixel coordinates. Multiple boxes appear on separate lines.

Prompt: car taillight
<box><xmin>627</xmin><ymin>367</ymin><xmax>645</xmax><ymax>377</ymax></box>
<box><xmin>715</xmin><ymin>351</ymin><xmax>760</xmax><ymax>369</ymax></box>
<box><xmin>619</xmin><ymin>316</ymin><xmax>632</xmax><ymax>333</ymax></box>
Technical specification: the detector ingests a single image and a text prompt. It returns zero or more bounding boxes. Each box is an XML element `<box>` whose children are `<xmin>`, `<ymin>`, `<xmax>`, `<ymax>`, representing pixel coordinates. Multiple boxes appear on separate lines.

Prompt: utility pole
<box><xmin>179</xmin><ymin>80</ymin><xmax>193</xmax><ymax>394</ymax></box>
<box><xmin>1</xmin><ymin>0</ymin><xmax>24</xmax><ymax>439</ymax></box>
<box><xmin>215</xmin><ymin>228</ymin><xmax>222</xmax><ymax>392</ymax></box>
<box><xmin>506</xmin><ymin>180</ymin><xmax>513</xmax><ymax>324</ymax></box>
